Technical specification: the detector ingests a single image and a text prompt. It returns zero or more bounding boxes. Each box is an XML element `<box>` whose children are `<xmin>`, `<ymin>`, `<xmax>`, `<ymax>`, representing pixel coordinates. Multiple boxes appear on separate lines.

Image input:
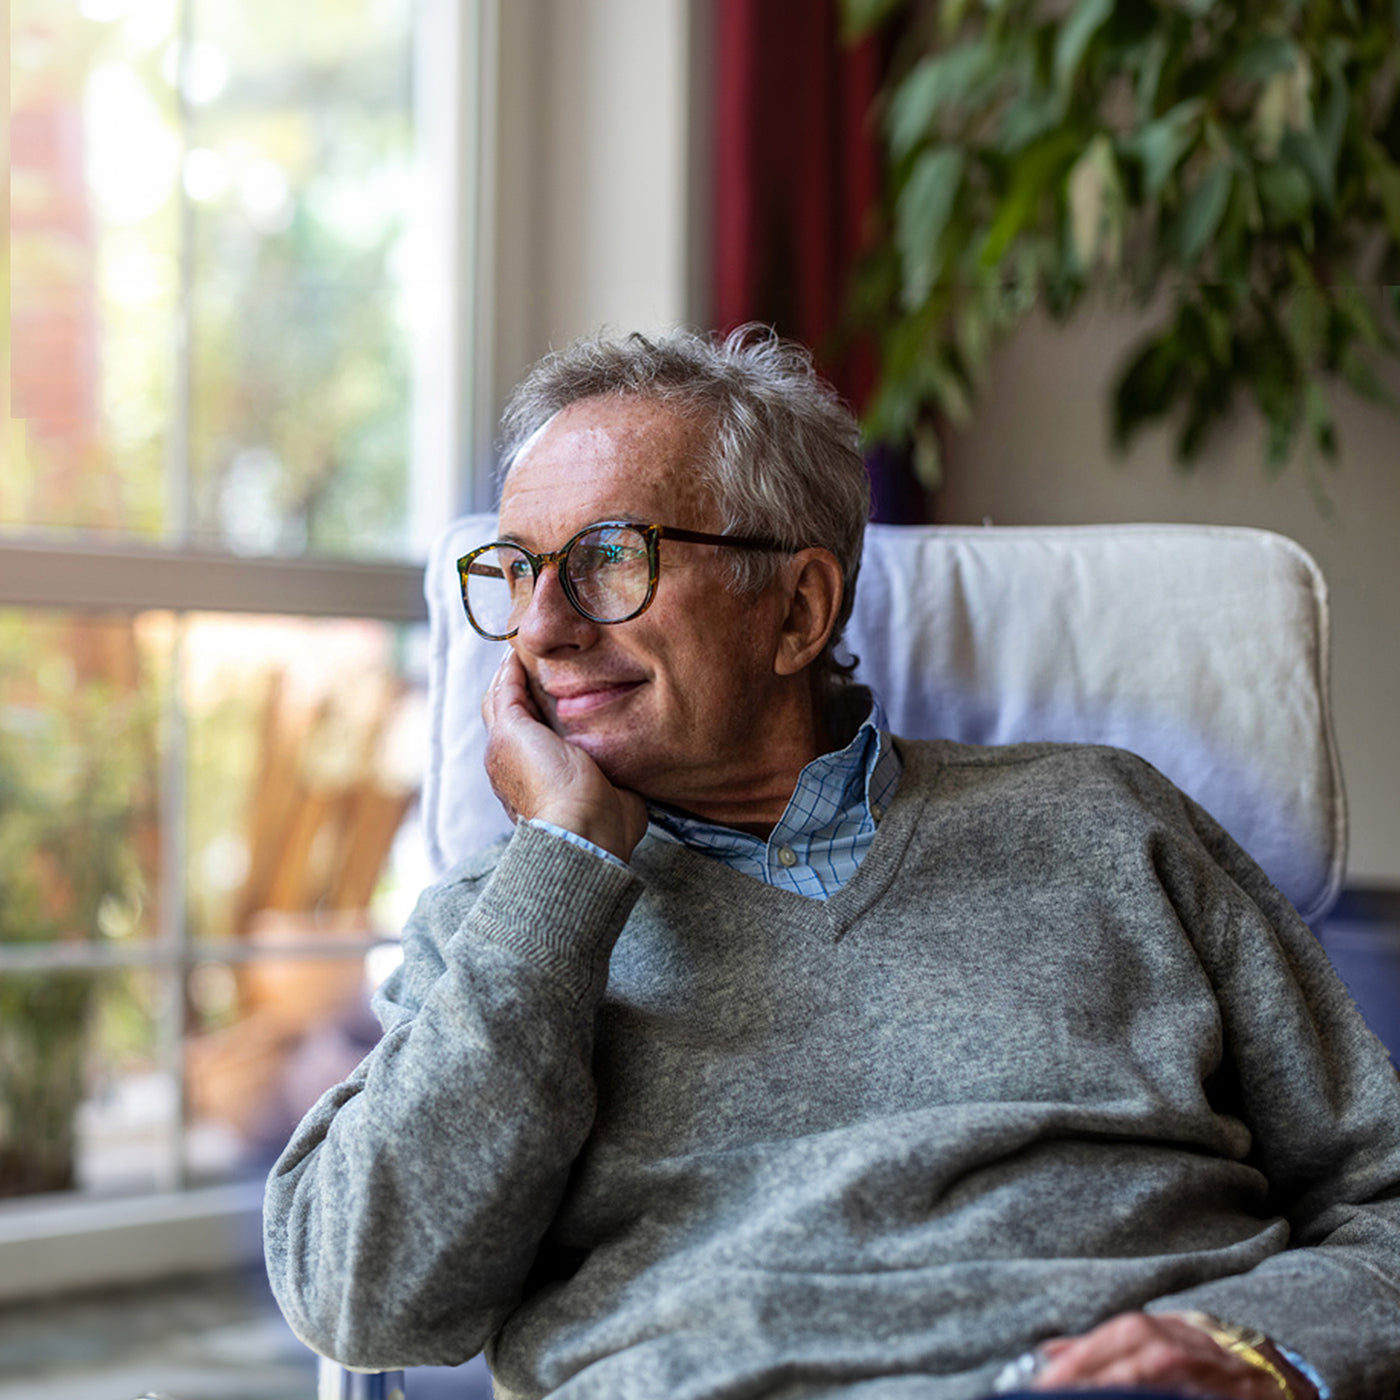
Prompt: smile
<box><xmin>548</xmin><ymin>680</ymin><xmax>644</xmax><ymax>721</ymax></box>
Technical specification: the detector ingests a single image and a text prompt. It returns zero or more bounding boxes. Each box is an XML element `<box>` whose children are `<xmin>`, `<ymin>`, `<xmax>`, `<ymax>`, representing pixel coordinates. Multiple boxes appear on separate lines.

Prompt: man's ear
<box><xmin>773</xmin><ymin>548</ymin><xmax>844</xmax><ymax>678</ymax></box>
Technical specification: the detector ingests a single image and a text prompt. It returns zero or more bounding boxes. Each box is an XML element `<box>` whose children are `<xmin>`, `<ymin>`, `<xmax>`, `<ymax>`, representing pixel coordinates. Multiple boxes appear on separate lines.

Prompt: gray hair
<box><xmin>498</xmin><ymin>325</ymin><xmax>870</xmax><ymax>688</ymax></box>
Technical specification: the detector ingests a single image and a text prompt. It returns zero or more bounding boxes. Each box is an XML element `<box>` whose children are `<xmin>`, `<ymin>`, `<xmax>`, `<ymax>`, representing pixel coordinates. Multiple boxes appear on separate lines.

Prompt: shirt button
<box><xmin>871</xmin><ymin>803</ymin><xmax>885</xmax><ymax>823</ymax></box>
<box><xmin>776</xmin><ymin>845</ymin><xmax>798</xmax><ymax>868</ymax></box>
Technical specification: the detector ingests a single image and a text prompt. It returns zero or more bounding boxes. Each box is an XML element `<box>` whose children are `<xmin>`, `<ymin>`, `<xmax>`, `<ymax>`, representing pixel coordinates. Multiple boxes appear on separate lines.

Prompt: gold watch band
<box><xmin>1179</xmin><ymin>1311</ymin><xmax>1298</xmax><ymax>1399</ymax></box>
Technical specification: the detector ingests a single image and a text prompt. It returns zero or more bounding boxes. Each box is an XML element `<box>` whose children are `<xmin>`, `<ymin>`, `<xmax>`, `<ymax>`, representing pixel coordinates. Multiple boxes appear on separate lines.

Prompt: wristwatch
<box><xmin>1179</xmin><ymin>1311</ymin><xmax>1305</xmax><ymax>1399</ymax></box>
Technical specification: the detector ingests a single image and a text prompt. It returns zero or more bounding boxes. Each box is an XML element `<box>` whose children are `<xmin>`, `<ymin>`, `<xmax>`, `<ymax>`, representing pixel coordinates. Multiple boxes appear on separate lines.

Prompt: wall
<box><xmin>938</xmin><ymin>303</ymin><xmax>1400</xmax><ymax>885</ymax></box>
<box><xmin>488</xmin><ymin>0</ymin><xmax>704</xmax><ymax>438</ymax></box>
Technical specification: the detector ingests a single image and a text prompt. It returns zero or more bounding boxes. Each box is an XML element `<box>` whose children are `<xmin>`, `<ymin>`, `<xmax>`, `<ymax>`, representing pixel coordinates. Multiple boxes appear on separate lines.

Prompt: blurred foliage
<box><xmin>0</xmin><ymin>615</ymin><xmax>160</xmax><ymax>1195</ymax></box>
<box><xmin>188</xmin><ymin>24</ymin><xmax>413</xmax><ymax>558</ymax></box>
<box><xmin>0</xmin><ymin>632</ymin><xmax>159</xmax><ymax>950</ymax></box>
<box><xmin>843</xmin><ymin>0</ymin><xmax>1400</xmax><ymax>486</ymax></box>
<box><xmin>5</xmin><ymin>0</ymin><xmax>413</xmax><ymax>555</ymax></box>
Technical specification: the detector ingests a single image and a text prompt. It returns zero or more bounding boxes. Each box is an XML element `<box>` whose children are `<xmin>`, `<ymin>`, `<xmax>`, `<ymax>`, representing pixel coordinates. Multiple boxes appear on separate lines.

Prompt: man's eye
<box><xmin>593</xmin><ymin>545</ymin><xmax>641</xmax><ymax>568</ymax></box>
<box><xmin>574</xmin><ymin>546</ymin><xmax>619</xmax><ymax>569</ymax></box>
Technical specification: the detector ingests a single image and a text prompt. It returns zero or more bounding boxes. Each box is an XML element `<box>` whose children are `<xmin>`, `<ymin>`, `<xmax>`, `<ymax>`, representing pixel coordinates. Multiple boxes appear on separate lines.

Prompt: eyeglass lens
<box><xmin>466</xmin><ymin>524</ymin><xmax>652</xmax><ymax>636</ymax></box>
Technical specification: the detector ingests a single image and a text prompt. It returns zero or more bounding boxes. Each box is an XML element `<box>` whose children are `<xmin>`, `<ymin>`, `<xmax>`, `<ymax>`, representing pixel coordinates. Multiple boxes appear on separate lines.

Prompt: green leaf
<box><xmin>924</xmin><ymin>353</ymin><xmax>975</xmax><ymax>426</ymax></box>
<box><xmin>1285</xmin><ymin>289</ymin><xmax>1328</xmax><ymax>367</ymax></box>
<box><xmin>1279</xmin><ymin>53</ymin><xmax>1347</xmax><ymax>208</ymax></box>
<box><xmin>1251</xmin><ymin>53</ymin><xmax>1312</xmax><ymax>159</ymax></box>
<box><xmin>1333</xmin><ymin>287</ymin><xmax>1385</xmax><ymax>350</ymax></box>
<box><xmin>1304</xmin><ymin>381</ymin><xmax>1337</xmax><ymax>458</ymax></box>
<box><xmin>895</xmin><ymin>147</ymin><xmax>966</xmax><ymax>308</ymax></box>
<box><xmin>1282</xmin><ymin>130</ymin><xmax>1334</xmax><ymax>207</ymax></box>
<box><xmin>912</xmin><ymin>420</ymin><xmax>944</xmax><ymax>491</ymax></box>
<box><xmin>1111</xmin><ymin>334</ymin><xmax>1185</xmax><ymax>448</ymax></box>
<box><xmin>1256</xmin><ymin>160</ymin><xmax>1314</xmax><ymax>227</ymax></box>
<box><xmin>1053</xmin><ymin>0</ymin><xmax>1116</xmax><ymax>98</ymax></box>
<box><xmin>1317</xmin><ymin>52</ymin><xmax>1348</xmax><ymax>174</ymax></box>
<box><xmin>864</xmin><ymin>355</ymin><xmax>925</xmax><ymax>442</ymax></box>
<box><xmin>1363</xmin><ymin>139</ymin><xmax>1400</xmax><ymax>243</ymax></box>
<box><xmin>939</xmin><ymin>0</ymin><xmax>975</xmax><ymax>41</ymax></box>
<box><xmin>1067</xmin><ymin>133</ymin><xmax>1124</xmax><ymax>271</ymax></box>
<box><xmin>1134</xmin><ymin>31</ymin><xmax>1168</xmax><ymax>120</ymax></box>
<box><xmin>978</xmin><ymin>130</ymin><xmax>1082</xmax><ymax>270</ymax></box>
<box><xmin>955</xmin><ymin>299</ymin><xmax>995</xmax><ymax>383</ymax></box>
<box><xmin>1176</xmin><ymin>162</ymin><xmax>1233</xmax><ymax>265</ymax></box>
<box><xmin>1247</xmin><ymin>321</ymin><xmax>1303</xmax><ymax>468</ymax></box>
<box><xmin>888</xmin><ymin>43</ymin><xmax>996</xmax><ymax>159</ymax></box>
<box><xmin>1129</xmin><ymin>99</ymin><xmax>1204</xmax><ymax>198</ymax></box>
<box><xmin>1338</xmin><ymin>347</ymin><xmax>1400</xmax><ymax>411</ymax></box>
<box><xmin>999</xmin><ymin>91</ymin><xmax>1064</xmax><ymax>153</ymax></box>
<box><xmin>1230</xmin><ymin>34</ymin><xmax>1301</xmax><ymax>84</ymax></box>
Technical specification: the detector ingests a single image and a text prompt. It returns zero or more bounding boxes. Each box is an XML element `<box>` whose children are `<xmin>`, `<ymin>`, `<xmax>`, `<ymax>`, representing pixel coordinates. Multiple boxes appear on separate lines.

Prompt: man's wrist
<box><xmin>527</xmin><ymin>791</ymin><xmax>646</xmax><ymax>862</ymax></box>
<box><xmin>528</xmin><ymin>817</ymin><xmax>632</xmax><ymax>870</ymax></box>
<box><xmin>1174</xmin><ymin>1312</ymin><xmax>1320</xmax><ymax>1400</ymax></box>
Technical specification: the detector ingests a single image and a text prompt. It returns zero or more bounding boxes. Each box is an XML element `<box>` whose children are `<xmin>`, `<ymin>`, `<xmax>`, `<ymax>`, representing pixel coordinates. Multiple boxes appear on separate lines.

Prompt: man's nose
<box><xmin>512</xmin><ymin>563</ymin><xmax>598</xmax><ymax>653</ymax></box>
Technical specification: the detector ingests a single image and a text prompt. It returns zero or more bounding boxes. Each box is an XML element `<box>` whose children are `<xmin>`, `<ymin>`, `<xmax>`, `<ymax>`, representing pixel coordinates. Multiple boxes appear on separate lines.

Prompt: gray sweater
<box><xmin>264</xmin><ymin>740</ymin><xmax>1400</xmax><ymax>1398</ymax></box>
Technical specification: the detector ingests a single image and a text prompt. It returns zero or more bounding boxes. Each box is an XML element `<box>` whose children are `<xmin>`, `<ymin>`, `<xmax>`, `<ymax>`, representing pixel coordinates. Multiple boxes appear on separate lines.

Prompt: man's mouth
<box><xmin>545</xmin><ymin>679</ymin><xmax>644</xmax><ymax>722</ymax></box>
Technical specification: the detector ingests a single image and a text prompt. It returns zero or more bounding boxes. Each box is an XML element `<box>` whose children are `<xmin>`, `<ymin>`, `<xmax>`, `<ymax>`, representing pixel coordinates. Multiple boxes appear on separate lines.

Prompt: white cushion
<box><xmin>422</xmin><ymin>519</ymin><xmax>1345</xmax><ymax>923</ymax></box>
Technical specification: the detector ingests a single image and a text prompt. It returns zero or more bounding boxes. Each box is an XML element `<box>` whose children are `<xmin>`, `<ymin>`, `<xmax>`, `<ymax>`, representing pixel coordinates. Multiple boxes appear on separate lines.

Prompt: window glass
<box><xmin>187</xmin><ymin>0</ymin><xmax>415</xmax><ymax>557</ymax></box>
<box><xmin>8</xmin><ymin>0</ymin><xmax>180</xmax><ymax>540</ymax></box>
<box><xmin>0</xmin><ymin>610</ymin><xmax>164</xmax><ymax>950</ymax></box>
<box><xmin>181</xmin><ymin>613</ymin><xmax>428</xmax><ymax>944</ymax></box>
<box><xmin>2</xmin><ymin>0</ymin><xmax>443</xmax><ymax>1209</ymax></box>
<box><xmin>5</xmin><ymin>0</ymin><xmax>418</xmax><ymax>558</ymax></box>
<box><xmin>3</xmin><ymin>968</ymin><xmax>174</xmax><ymax>1198</ymax></box>
<box><xmin>0</xmin><ymin>609</ymin><xmax>426</xmax><ymax>1198</ymax></box>
<box><xmin>184</xmin><ymin>952</ymin><xmax>382</xmax><ymax>1181</ymax></box>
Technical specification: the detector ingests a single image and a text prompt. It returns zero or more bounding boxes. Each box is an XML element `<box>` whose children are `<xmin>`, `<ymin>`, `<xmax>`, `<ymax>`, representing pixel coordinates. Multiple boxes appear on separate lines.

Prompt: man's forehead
<box><xmin>501</xmin><ymin>395</ymin><xmax>713</xmax><ymax>504</ymax></box>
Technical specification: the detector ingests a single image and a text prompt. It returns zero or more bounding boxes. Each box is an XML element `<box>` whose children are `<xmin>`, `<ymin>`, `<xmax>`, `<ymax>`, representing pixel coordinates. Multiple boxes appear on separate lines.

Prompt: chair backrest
<box><xmin>422</xmin><ymin>518</ymin><xmax>1346</xmax><ymax>925</ymax></box>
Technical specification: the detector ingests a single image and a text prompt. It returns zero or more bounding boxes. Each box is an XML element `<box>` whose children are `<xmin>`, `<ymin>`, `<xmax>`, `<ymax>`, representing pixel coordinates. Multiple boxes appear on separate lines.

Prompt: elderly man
<box><xmin>265</xmin><ymin>329</ymin><xmax>1400</xmax><ymax>1399</ymax></box>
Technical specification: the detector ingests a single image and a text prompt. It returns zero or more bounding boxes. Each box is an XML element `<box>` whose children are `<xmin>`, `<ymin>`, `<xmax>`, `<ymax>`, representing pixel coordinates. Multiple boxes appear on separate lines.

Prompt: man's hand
<box><xmin>483</xmin><ymin>651</ymin><xmax>648</xmax><ymax>863</ymax></box>
<box><xmin>1030</xmin><ymin>1312</ymin><xmax>1316</xmax><ymax>1399</ymax></box>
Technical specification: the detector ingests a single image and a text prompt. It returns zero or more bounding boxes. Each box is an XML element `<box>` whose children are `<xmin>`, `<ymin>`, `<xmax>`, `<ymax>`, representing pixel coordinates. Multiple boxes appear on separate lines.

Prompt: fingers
<box><xmin>480</xmin><ymin>649</ymin><xmax>647</xmax><ymax>862</ymax></box>
<box><xmin>1031</xmin><ymin>1312</ymin><xmax>1285</xmax><ymax>1400</ymax></box>
<box><xmin>483</xmin><ymin>649</ymin><xmax>536</xmax><ymax>727</ymax></box>
<box><xmin>482</xmin><ymin>651</ymin><xmax>553</xmax><ymax>824</ymax></box>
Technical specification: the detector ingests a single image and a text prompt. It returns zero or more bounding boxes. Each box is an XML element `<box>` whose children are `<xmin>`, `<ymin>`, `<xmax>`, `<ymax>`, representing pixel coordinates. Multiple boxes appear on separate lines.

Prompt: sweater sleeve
<box><xmin>1144</xmin><ymin>789</ymin><xmax>1400</xmax><ymax>1398</ymax></box>
<box><xmin>262</xmin><ymin>821</ymin><xmax>643</xmax><ymax>1371</ymax></box>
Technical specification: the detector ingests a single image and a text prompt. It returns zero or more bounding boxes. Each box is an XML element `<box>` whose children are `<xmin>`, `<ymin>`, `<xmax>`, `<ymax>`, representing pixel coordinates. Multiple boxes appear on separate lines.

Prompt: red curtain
<box><xmin>712</xmin><ymin>0</ymin><xmax>880</xmax><ymax>403</ymax></box>
<box><xmin>712</xmin><ymin>0</ymin><xmax>926</xmax><ymax>522</ymax></box>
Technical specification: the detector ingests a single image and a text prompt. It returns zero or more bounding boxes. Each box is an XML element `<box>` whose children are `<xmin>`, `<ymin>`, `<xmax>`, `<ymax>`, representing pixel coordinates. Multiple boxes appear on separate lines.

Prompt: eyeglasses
<box><xmin>457</xmin><ymin>520</ymin><xmax>794</xmax><ymax>640</ymax></box>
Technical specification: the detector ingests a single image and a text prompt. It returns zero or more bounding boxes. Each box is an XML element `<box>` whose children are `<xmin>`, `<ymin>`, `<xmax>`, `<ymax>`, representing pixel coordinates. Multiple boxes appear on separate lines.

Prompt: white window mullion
<box><xmin>411</xmin><ymin>0</ymin><xmax>499</xmax><ymax>539</ymax></box>
<box><xmin>157</xmin><ymin>620</ymin><xmax>190</xmax><ymax>1191</ymax></box>
<box><xmin>0</xmin><ymin>540</ymin><xmax>428</xmax><ymax>621</ymax></box>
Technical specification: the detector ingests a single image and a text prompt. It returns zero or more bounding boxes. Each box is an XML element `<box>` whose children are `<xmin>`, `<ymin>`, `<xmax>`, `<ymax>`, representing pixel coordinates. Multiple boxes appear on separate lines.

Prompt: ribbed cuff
<box><xmin>466</xmin><ymin>820</ymin><xmax>643</xmax><ymax>1004</ymax></box>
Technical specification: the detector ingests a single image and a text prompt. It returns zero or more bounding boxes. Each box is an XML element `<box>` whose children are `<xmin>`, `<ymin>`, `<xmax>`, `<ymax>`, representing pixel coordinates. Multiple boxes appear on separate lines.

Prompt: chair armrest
<box><xmin>317</xmin><ymin>1356</ymin><xmax>406</xmax><ymax>1400</ymax></box>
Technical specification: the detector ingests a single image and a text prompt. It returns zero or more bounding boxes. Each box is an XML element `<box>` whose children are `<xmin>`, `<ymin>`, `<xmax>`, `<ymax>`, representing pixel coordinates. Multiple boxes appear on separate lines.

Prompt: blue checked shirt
<box><xmin>645</xmin><ymin>695</ymin><xmax>899</xmax><ymax>898</ymax></box>
<box><xmin>532</xmin><ymin>693</ymin><xmax>899</xmax><ymax>900</ymax></box>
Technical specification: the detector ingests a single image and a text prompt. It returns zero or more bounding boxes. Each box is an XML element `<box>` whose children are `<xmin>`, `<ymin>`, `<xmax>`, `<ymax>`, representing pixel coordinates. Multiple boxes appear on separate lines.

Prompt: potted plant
<box><xmin>0</xmin><ymin>622</ymin><xmax>156</xmax><ymax>1197</ymax></box>
<box><xmin>842</xmin><ymin>0</ymin><xmax>1400</xmax><ymax>487</ymax></box>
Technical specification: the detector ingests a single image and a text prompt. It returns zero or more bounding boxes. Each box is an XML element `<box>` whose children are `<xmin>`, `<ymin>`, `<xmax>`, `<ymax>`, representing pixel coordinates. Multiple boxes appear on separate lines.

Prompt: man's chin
<box><xmin>562</xmin><ymin>730</ymin><xmax>651</xmax><ymax>795</ymax></box>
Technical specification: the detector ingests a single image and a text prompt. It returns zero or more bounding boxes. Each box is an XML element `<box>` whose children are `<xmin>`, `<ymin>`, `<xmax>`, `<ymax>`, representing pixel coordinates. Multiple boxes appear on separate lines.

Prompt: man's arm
<box><xmin>263</xmin><ymin>653</ymin><xmax>647</xmax><ymax>1370</ymax></box>
<box><xmin>262</xmin><ymin>822</ymin><xmax>642</xmax><ymax>1369</ymax></box>
<box><xmin>1038</xmin><ymin>775</ymin><xmax>1400</xmax><ymax>1399</ymax></box>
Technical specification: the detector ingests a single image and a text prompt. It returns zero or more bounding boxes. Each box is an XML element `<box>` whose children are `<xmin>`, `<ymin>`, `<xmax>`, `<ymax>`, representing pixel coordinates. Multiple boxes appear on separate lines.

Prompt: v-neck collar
<box><xmin>631</xmin><ymin>738</ymin><xmax>936</xmax><ymax>941</ymax></box>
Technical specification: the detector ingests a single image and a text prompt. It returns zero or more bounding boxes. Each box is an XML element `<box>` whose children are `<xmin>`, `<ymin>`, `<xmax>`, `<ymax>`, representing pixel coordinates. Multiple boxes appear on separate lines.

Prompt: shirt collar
<box><xmin>648</xmin><ymin>687</ymin><xmax>900</xmax><ymax>850</ymax></box>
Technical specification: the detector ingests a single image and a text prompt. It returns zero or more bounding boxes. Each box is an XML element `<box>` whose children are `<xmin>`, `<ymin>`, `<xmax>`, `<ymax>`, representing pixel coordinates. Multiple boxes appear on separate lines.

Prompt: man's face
<box><xmin>497</xmin><ymin>394</ymin><xmax>801</xmax><ymax>812</ymax></box>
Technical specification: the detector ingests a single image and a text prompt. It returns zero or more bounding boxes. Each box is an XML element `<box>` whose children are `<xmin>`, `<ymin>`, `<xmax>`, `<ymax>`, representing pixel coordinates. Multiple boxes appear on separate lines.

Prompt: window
<box><xmin>2</xmin><ymin>0</ymin><xmax>481</xmax><ymax>1219</ymax></box>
